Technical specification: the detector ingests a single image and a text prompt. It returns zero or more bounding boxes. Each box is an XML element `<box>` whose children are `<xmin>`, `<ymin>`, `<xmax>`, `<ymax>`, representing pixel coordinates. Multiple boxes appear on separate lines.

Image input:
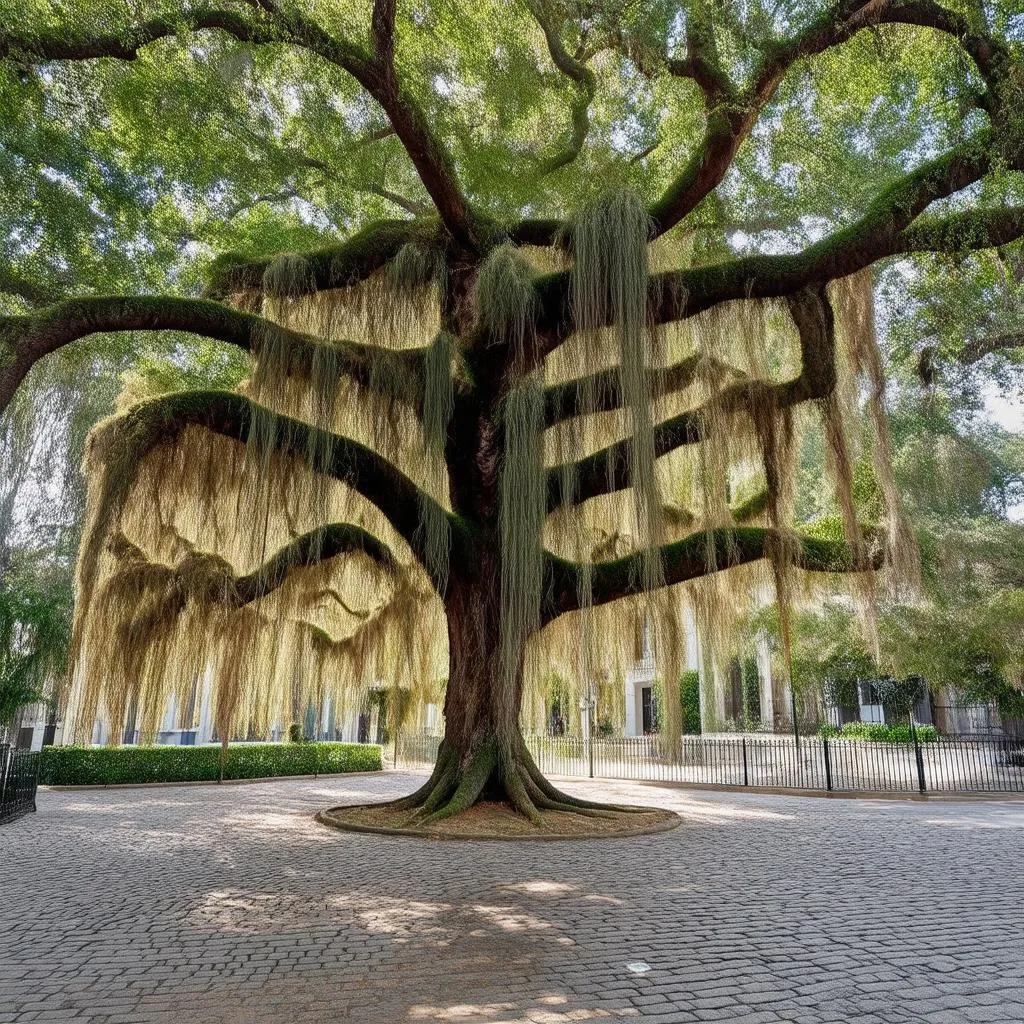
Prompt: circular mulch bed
<box><xmin>315</xmin><ymin>800</ymin><xmax>682</xmax><ymax>840</ymax></box>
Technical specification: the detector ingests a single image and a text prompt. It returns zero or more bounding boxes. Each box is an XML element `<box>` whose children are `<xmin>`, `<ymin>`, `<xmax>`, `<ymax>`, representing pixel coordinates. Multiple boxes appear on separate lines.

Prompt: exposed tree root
<box><xmin>385</xmin><ymin>740</ymin><xmax>455</xmax><ymax>811</ymax></box>
<box><xmin>388</xmin><ymin>734</ymin><xmax>651</xmax><ymax>828</ymax></box>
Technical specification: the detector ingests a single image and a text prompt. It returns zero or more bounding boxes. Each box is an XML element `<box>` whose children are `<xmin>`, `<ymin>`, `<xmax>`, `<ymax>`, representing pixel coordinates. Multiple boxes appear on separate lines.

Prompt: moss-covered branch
<box><xmin>235</xmin><ymin>522</ymin><xmax>396</xmax><ymax>604</ymax></box>
<box><xmin>542</xmin><ymin>353</ymin><xmax>744</xmax><ymax>428</ymax></box>
<box><xmin>0</xmin><ymin>294</ymin><xmax>426</xmax><ymax>415</ymax></box>
<box><xmin>111</xmin><ymin>522</ymin><xmax>394</xmax><ymax>609</ymax></box>
<box><xmin>105</xmin><ymin>389</ymin><xmax>451</xmax><ymax>588</ymax></box>
<box><xmin>205</xmin><ymin>219</ymin><xmax>436</xmax><ymax>298</ymax></box>
<box><xmin>896</xmin><ymin>207</ymin><xmax>1024</xmax><ymax>257</ymax></box>
<box><xmin>536</xmin><ymin>142</ymin><xmax>1019</xmax><ymax>344</ymax></box>
<box><xmin>545</xmin><ymin>286</ymin><xmax>835</xmax><ymax>510</ymax></box>
<box><xmin>647</xmin><ymin>0</ymin><xmax>1013</xmax><ymax>239</ymax></box>
<box><xmin>0</xmin><ymin>10</ymin><xmax>287</xmax><ymax>62</ymax></box>
<box><xmin>542</xmin><ymin>527</ymin><xmax>880</xmax><ymax>620</ymax></box>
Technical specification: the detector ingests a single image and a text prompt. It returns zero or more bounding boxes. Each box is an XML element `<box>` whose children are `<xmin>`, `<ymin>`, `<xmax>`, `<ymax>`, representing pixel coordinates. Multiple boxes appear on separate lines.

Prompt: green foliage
<box><xmin>742</xmin><ymin>656</ymin><xmax>761</xmax><ymax>726</ymax></box>
<box><xmin>680</xmin><ymin>670</ymin><xmax>702</xmax><ymax>735</ymax></box>
<box><xmin>765</xmin><ymin>604</ymin><xmax>876</xmax><ymax>704</ymax></box>
<box><xmin>118</xmin><ymin>340</ymin><xmax>249</xmax><ymax>405</ymax></box>
<box><xmin>873</xmin><ymin>675</ymin><xmax>923</xmax><ymax>717</ymax></box>
<box><xmin>0</xmin><ymin>559</ymin><xmax>72</xmax><ymax>728</ymax></box>
<box><xmin>819</xmin><ymin>722</ymin><xmax>938</xmax><ymax>744</ymax></box>
<box><xmin>366</xmin><ymin>686</ymin><xmax>414</xmax><ymax>745</ymax></box>
<box><xmin>38</xmin><ymin>742</ymin><xmax>382</xmax><ymax>786</ymax></box>
<box><xmin>287</xmin><ymin>722</ymin><xmax>302</xmax><ymax>743</ymax></box>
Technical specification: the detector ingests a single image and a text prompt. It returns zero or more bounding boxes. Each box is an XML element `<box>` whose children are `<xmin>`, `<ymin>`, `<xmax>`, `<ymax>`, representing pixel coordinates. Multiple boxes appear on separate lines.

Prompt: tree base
<box><xmin>316</xmin><ymin>800</ymin><xmax>680</xmax><ymax>840</ymax></box>
<box><xmin>315</xmin><ymin>737</ymin><xmax>681</xmax><ymax>840</ymax></box>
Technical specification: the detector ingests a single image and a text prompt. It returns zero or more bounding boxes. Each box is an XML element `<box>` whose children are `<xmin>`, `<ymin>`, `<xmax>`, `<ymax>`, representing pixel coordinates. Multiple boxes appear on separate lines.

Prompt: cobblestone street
<box><xmin>3</xmin><ymin>771</ymin><xmax>1023</xmax><ymax>1023</ymax></box>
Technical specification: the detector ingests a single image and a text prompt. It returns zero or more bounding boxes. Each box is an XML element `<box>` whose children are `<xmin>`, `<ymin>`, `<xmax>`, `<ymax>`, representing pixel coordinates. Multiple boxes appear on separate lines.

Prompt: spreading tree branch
<box><xmin>107</xmin><ymin>389</ymin><xmax>451</xmax><ymax>589</ymax></box>
<box><xmin>527</xmin><ymin>1</ymin><xmax>597</xmax><ymax>174</ymax></box>
<box><xmin>0</xmin><ymin>295</ymin><xmax>426</xmax><ymax>416</ymax></box>
<box><xmin>111</xmin><ymin>521</ymin><xmax>395</xmax><ymax>609</ymax></box>
<box><xmin>647</xmin><ymin>0</ymin><xmax>1013</xmax><ymax>238</ymax></box>
<box><xmin>542</xmin><ymin>526</ymin><xmax>881</xmax><ymax>621</ymax></box>
<box><xmin>544</xmin><ymin>286</ymin><xmax>835</xmax><ymax>511</ymax></box>
<box><xmin>536</xmin><ymin>142</ymin><xmax>1021</xmax><ymax>345</ymax></box>
<box><xmin>3</xmin><ymin>7</ymin><xmax>478</xmax><ymax>249</ymax></box>
<box><xmin>203</xmin><ymin>218</ymin><xmax>434</xmax><ymax>298</ymax></box>
<box><xmin>511</xmin><ymin>0</ymin><xmax>1014</xmax><ymax>248</ymax></box>
<box><xmin>542</xmin><ymin>354</ymin><xmax>745</xmax><ymax>428</ymax></box>
<box><xmin>959</xmin><ymin>331</ymin><xmax>1024</xmax><ymax>365</ymax></box>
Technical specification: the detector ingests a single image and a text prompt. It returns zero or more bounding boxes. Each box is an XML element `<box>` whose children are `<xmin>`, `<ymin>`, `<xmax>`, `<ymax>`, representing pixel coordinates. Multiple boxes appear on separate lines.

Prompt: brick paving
<box><xmin>2</xmin><ymin>771</ymin><xmax>1023</xmax><ymax>1024</ymax></box>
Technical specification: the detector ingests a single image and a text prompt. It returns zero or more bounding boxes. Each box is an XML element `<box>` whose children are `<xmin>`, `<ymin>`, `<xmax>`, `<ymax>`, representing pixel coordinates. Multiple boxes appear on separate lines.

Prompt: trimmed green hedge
<box><xmin>818</xmin><ymin>722</ymin><xmax>938</xmax><ymax>743</ymax></box>
<box><xmin>39</xmin><ymin>741</ymin><xmax>383</xmax><ymax>786</ymax></box>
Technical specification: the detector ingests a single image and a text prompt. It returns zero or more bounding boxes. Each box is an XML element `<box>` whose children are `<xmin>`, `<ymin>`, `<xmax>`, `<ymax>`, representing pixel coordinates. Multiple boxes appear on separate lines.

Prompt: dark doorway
<box><xmin>641</xmin><ymin>687</ymin><xmax>655</xmax><ymax>734</ymax></box>
<box><xmin>728</xmin><ymin>658</ymin><xmax>743</xmax><ymax>721</ymax></box>
<box><xmin>357</xmin><ymin>712</ymin><xmax>371</xmax><ymax>744</ymax></box>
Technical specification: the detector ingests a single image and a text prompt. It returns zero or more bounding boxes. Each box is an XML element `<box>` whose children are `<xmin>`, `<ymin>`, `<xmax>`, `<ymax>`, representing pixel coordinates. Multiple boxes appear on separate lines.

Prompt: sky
<box><xmin>983</xmin><ymin>385</ymin><xmax>1024</xmax><ymax>522</ymax></box>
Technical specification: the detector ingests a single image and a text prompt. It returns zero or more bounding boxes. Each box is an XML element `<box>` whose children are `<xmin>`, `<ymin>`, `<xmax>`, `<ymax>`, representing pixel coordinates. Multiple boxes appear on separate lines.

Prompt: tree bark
<box><xmin>389</xmin><ymin>537</ymin><xmax>626</xmax><ymax>824</ymax></box>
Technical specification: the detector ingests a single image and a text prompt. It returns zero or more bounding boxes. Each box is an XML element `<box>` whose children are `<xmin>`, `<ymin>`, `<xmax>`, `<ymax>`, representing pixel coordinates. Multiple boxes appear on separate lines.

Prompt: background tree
<box><xmin>1</xmin><ymin>1</ymin><xmax>1022</xmax><ymax>824</ymax></box>
<box><xmin>0</xmin><ymin>552</ymin><xmax>72</xmax><ymax>742</ymax></box>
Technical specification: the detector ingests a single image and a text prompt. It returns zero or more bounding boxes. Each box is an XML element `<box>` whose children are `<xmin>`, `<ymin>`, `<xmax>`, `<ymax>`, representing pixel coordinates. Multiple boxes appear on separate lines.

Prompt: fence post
<box><xmin>30</xmin><ymin>751</ymin><xmax>40</xmax><ymax>812</ymax></box>
<box><xmin>0</xmin><ymin>746</ymin><xmax>8</xmax><ymax>815</ymax></box>
<box><xmin>742</xmin><ymin>737</ymin><xmax>748</xmax><ymax>787</ymax></box>
<box><xmin>823</xmin><ymin>736</ymin><xmax>833</xmax><ymax>792</ymax></box>
<box><xmin>910</xmin><ymin>717</ymin><xmax>926</xmax><ymax>794</ymax></box>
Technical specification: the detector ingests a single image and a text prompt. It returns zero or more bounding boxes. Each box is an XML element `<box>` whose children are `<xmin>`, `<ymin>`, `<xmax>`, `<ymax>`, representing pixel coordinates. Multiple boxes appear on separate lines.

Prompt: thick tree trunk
<box><xmin>389</xmin><ymin>545</ymin><xmax>626</xmax><ymax>824</ymax></box>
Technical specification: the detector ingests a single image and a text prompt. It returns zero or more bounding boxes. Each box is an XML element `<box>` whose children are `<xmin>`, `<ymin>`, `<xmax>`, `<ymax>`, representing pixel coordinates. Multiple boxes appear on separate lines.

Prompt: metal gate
<box><xmin>0</xmin><ymin>744</ymin><xmax>40</xmax><ymax>825</ymax></box>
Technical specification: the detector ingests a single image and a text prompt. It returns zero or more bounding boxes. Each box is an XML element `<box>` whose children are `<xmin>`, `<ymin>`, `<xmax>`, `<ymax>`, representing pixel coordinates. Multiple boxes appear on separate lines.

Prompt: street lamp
<box><xmin>578</xmin><ymin>685</ymin><xmax>596</xmax><ymax>779</ymax></box>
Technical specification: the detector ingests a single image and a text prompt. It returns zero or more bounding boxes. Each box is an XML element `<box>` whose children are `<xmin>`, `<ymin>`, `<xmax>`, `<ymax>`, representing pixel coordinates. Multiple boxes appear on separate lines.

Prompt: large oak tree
<box><xmin>1</xmin><ymin>0</ymin><xmax>1022</xmax><ymax>823</ymax></box>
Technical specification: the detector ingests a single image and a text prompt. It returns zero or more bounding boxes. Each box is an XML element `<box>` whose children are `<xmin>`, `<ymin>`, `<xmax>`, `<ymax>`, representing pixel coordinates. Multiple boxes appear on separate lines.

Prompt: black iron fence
<box><xmin>394</xmin><ymin>731</ymin><xmax>1024</xmax><ymax>795</ymax></box>
<box><xmin>0</xmin><ymin>744</ymin><xmax>40</xmax><ymax>825</ymax></box>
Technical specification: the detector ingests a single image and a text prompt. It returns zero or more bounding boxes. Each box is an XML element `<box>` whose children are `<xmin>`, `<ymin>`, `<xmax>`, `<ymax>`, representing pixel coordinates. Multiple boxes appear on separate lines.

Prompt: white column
<box><xmin>682</xmin><ymin>604</ymin><xmax>700</xmax><ymax>672</ymax></box>
<box><xmin>161</xmin><ymin>692</ymin><xmax>179</xmax><ymax>734</ymax></box>
<box><xmin>320</xmin><ymin>695</ymin><xmax>332</xmax><ymax>740</ymax></box>
<box><xmin>196</xmin><ymin>666</ymin><xmax>214</xmax><ymax>744</ymax></box>
<box><xmin>62</xmin><ymin>660</ymin><xmax>86</xmax><ymax>745</ymax></box>
<box><xmin>756</xmin><ymin>635</ymin><xmax>774</xmax><ymax>729</ymax></box>
<box><xmin>624</xmin><ymin>672</ymin><xmax>638</xmax><ymax>736</ymax></box>
<box><xmin>780</xmin><ymin>675</ymin><xmax>795</xmax><ymax>729</ymax></box>
<box><xmin>342</xmin><ymin>708</ymin><xmax>360</xmax><ymax>742</ymax></box>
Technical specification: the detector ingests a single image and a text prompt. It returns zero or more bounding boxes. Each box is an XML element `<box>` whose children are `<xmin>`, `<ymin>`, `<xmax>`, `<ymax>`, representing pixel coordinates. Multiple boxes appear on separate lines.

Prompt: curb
<box><xmin>314</xmin><ymin>805</ymin><xmax>684</xmax><ymax>842</ymax></box>
<box><xmin>42</xmin><ymin>769</ymin><xmax>385</xmax><ymax>792</ymax></box>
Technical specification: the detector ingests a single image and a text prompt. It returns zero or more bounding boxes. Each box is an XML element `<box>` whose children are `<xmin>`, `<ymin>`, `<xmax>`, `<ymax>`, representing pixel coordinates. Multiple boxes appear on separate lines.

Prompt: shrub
<box><xmin>680</xmin><ymin>671</ymin><xmax>701</xmax><ymax>735</ymax></box>
<box><xmin>39</xmin><ymin>741</ymin><xmax>383</xmax><ymax>786</ymax></box>
<box><xmin>288</xmin><ymin>722</ymin><xmax>303</xmax><ymax>743</ymax></box>
<box><xmin>833</xmin><ymin>722</ymin><xmax>938</xmax><ymax>743</ymax></box>
<box><xmin>818</xmin><ymin>723</ymin><xmax>841</xmax><ymax>738</ymax></box>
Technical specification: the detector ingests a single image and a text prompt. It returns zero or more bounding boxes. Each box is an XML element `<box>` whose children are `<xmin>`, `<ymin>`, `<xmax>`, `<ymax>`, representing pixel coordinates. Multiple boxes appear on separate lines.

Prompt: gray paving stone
<box><xmin>2</xmin><ymin>771</ymin><xmax>1023</xmax><ymax>1023</ymax></box>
